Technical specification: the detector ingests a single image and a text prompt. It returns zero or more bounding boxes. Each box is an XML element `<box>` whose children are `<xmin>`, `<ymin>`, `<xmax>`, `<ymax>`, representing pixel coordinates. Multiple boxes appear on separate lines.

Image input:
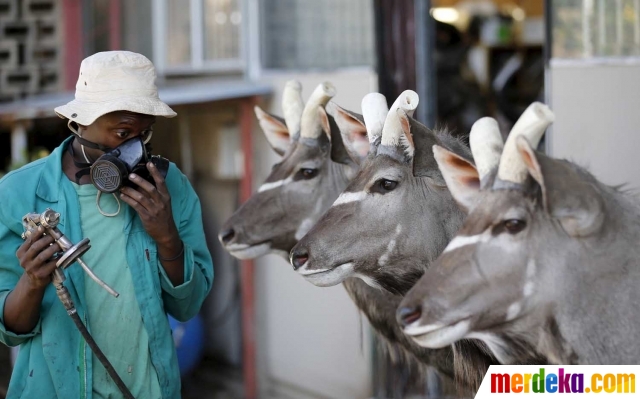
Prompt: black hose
<box><xmin>57</xmin><ymin>284</ymin><xmax>135</xmax><ymax>399</ymax></box>
<box><xmin>68</xmin><ymin>311</ymin><xmax>134</xmax><ymax>399</ymax></box>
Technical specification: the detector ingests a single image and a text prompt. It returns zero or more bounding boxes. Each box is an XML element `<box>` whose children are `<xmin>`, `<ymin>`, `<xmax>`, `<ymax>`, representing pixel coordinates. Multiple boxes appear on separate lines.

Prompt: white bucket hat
<box><xmin>55</xmin><ymin>51</ymin><xmax>177</xmax><ymax>126</ymax></box>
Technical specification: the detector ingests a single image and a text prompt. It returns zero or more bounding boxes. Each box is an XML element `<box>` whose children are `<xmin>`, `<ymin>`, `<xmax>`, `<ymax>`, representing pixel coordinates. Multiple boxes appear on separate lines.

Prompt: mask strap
<box><xmin>67</xmin><ymin>119</ymin><xmax>79</xmax><ymax>135</ymax></box>
<box><xmin>67</xmin><ymin>119</ymin><xmax>92</xmax><ymax>163</ymax></box>
<box><xmin>67</xmin><ymin>139</ymin><xmax>92</xmax><ymax>184</ymax></box>
<box><xmin>68</xmin><ymin>119</ymin><xmax>113</xmax><ymax>153</ymax></box>
<box><xmin>95</xmin><ymin>191</ymin><xmax>121</xmax><ymax>217</ymax></box>
<box><xmin>143</xmin><ymin>130</ymin><xmax>153</xmax><ymax>144</ymax></box>
<box><xmin>68</xmin><ymin>119</ymin><xmax>122</xmax><ymax>217</ymax></box>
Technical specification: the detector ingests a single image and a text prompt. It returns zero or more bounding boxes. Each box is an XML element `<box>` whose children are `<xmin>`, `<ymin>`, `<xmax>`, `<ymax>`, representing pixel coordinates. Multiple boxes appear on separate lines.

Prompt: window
<box><xmin>153</xmin><ymin>0</ymin><xmax>244</xmax><ymax>74</ymax></box>
<box><xmin>260</xmin><ymin>0</ymin><xmax>375</xmax><ymax>70</ymax></box>
<box><xmin>552</xmin><ymin>0</ymin><xmax>640</xmax><ymax>59</ymax></box>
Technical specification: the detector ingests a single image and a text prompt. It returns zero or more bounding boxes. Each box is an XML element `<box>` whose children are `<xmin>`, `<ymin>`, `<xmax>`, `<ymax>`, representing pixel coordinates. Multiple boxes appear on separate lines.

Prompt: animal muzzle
<box><xmin>397</xmin><ymin>304</ymin><xmax>422</xmax><ymax>327</ymax></box>
<box><xmin>290</xmin><ymin>247</ymin><xmax>309</xmax><ymax>270</ymax></box>
<box><xmin>219</xmin><ymin>227</ymin><xmax>236</xmax><ymax>246</ymax></box>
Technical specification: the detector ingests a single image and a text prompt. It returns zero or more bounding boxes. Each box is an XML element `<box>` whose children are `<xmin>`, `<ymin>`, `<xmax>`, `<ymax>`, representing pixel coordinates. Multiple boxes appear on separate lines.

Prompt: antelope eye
<box><xmin>375</xmin><ymin>179</ymin><xmax>398</xmax><ymax>193</ymax></box>
<box><xmin>298</xmin><ymin>168</ymin><xmax>319</xmax><ymax>180</ymax></box>
<box><xmin>503</xmin><ymin>219</ymin><xmax>526</xmax><ymax>234</ymax></box>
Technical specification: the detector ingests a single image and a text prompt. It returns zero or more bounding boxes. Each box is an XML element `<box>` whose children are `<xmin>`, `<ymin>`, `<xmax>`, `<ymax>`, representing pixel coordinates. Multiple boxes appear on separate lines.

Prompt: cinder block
<box><xmin>22</xmin><ymin>0</ymin><xmax>56</xmax><ymax>20</ymax></box>
<box><xmin>0</xmin><ymin>0</ymin><xmax>18</xmax><ymax>23</ymax></box>
<box><xmin>34</xmin><ymin>16</ymin><xmax>56</xmax><ymax>40</ymax></box>
<box><xmin>25</xmin><ymin>38</ymin><xmax>57</xmax><ymax>68</ymax></box>
<box><xmin>0</xmin><ymin>66</ymin><xmax>40</xmax><ymax>95</ymax></box>
<box><xmin>0</xmin><ymin>93</ymin><xmax>18</xmax><ymax>104</ymax></box>
<box><xmin>0</xmin><ymin>21</ymin><xmax>35</xmax><ymax>43</ymax></box>
<box><xmin>0</xmin><ymin>40</ymin><xmax>18</xmax><ymax>68</ymax></box>
<box><xmin>38</xmin><ymin>67</ymin><xmax>58</xmax><ymax>92</ymax></box>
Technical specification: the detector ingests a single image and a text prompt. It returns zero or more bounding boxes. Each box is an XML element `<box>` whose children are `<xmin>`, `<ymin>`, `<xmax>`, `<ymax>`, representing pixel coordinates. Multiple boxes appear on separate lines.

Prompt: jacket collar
<box><xmin>36</xmin><ymin>136</ymin><xmax>74</xmax><ymax>202</ymax></box>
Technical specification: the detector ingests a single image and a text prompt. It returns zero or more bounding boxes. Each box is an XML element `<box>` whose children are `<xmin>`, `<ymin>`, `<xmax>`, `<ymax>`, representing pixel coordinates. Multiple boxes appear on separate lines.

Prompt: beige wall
<box><xmin>548</xmin><ymin>63</ymin><xmax>640</xmax><ymax>189</ymax></box>
<box><xmin>254</xmin><ymin>69</ymin><xmax>377</xmax><ymax>399</ymax></box>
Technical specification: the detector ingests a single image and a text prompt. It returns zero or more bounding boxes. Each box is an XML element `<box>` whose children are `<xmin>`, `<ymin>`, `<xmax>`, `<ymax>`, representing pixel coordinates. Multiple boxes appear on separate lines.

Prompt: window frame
<box><xmin>152</xmin><ymin>0</ymin><xmax>247</xmax><ymax>76</ymax></box>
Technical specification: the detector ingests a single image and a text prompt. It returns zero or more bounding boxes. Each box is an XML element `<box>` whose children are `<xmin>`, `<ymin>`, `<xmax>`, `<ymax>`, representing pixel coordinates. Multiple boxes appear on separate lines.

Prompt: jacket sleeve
<box><xmin>0</xmin><ymin>199</ymin><xmax>42</xmax><ymax>346</ymax></box>
<box><xmin>157</xmin><ymin>168</ymin><xmax>214</xmax><ymax>322</ymax></box>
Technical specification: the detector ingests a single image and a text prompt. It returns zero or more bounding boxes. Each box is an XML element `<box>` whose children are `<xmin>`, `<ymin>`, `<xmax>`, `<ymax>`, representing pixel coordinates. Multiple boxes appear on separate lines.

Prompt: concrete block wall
<box><xmin>0</xmin><ymin>0</ymin><xmax>60</xmax><ymax>102</ymax></box>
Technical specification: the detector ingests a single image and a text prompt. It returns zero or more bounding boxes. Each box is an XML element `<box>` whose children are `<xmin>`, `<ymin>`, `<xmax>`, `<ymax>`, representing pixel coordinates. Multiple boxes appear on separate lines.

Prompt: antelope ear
<box><xmin>433</xmin><ymin>145</ymin><xmax>480</xmax><ymax>212</ymax></box>
<box><xmin>328</xmin><ymin>102</ymin><xmax>370</xmax><ymax>165</ymax></box>
<box><xmin>516</xmin><ymin>137</ymin><xmax>605</xmax><ymax>237</ymax></box>
<box><xmin>398</xmin><ymin>110</ymin><xmax>447</xmax><ymax>186</ymax></box>
<box><xmin>396</xmin><ymin>110</ymin><xmax>416</xmax><ymax>159</ymax></box>
<box><xmin>318</xmin><ymin>106</ymin><xmax>351</xmax><ymax>165</ymax></box>
<box><xmin>255</xmin><ymin>106</ymin><xmax>290</xmax><ymax>156</ymax></box>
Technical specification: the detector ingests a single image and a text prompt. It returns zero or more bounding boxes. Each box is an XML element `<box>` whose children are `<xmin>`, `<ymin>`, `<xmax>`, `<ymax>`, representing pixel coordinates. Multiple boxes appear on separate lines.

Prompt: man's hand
<box><xmin>16</xmin><ymin>226</ymin><xmax>60</xmax><ymax>291</ymax></box>
<box><xmin>6</xmin><ymin>226</ymin><xmax>60</xmax><ymax>334</ymax></box>
<box><xmin>120</xmin><ymin>162</ymin><xmax>185</xmax><ymax>285</ymax></box>
<box><xmin>120</xmin><ymin>162</ymin><xmax>180</xmax><ymax>247</ymax></box>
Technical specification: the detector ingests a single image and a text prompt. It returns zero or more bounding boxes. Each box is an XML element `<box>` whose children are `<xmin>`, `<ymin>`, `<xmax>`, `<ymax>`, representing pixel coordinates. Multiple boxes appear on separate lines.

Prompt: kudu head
<box><xmin>219</xmin><ymin>81</ymin><xmax>377</xmax><ymax>259</ymax></box>
<box><xmin>395</xmin><ymin>103</ymin><xmax>607</xmax><ymax>363</ymax></box>
<box><xmin>290</xmin><ymin>91</ymin><xmax>472</xmax><ymax>294</ymax></box>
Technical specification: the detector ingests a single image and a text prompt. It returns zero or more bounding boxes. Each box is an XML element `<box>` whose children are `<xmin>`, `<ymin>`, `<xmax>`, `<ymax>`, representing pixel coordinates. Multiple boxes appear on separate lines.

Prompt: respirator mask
<box><xmin>89</xmin><ymin>137</ymin><xmax>169</xmax><ymax>194</ymax></box>
<box><xmin>68</xmin><ymin>130</ymin><xmax>170</xmax><ymax>217</ymax></box>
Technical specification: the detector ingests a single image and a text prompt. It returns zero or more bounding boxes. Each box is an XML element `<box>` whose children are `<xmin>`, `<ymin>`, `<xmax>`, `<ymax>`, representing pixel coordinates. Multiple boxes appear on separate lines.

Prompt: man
<box><xmin>0</xmin><ymin>51</ymin><xmax>214</xmax><ymax>398</ymax></box>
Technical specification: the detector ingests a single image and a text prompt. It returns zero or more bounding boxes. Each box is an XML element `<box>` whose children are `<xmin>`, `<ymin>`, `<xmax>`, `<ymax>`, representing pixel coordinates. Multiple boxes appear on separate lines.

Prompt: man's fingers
<box><xmin>120</xmin><ymin>191</ymin><xmax>150</xmax><ymax>217</ymax></box>
<box><xmin>40</xmin><ymin>259</ymin><xmax>59</xmax><ymax>278</ymax></box>
<box><xmin>127</xmin><ymin>173</ymin><xmax>157</xmax><ymax>197</ymax></box>
<box><xmin>34</xmin><ymin>242</ymin><xmax>61</xmax><ymax>264</ymax></box>
<box><xmin>25</xmin><ymin>234</ymin><xmax>55</xmax><ymax>260</ymax></box>
<box><xmin>120</xmin><ymin>187</ymin><xmax>154</xmax><ymax>211</ymax></box>
<box><xmin>147</xmin><ymin>162</ymin><xmax>169</xmax><ymax>196</ymax></box>
<box><xmin>17</xmin><ymin>226</ymin><xmax>44</xmax><ymax>257</ymax></box>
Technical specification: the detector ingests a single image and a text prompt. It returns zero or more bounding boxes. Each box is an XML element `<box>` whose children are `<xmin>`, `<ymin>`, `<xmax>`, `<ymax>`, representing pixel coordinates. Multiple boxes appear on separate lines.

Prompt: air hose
<box><xmin>22</xmin><ymin>209</ymin><xmax>135</xmax><ymax>399</ymax></box>
<box><xmin>53</xmin><ymin>273</ymin><xmax>135</xmax><ymax>399</ymax></box>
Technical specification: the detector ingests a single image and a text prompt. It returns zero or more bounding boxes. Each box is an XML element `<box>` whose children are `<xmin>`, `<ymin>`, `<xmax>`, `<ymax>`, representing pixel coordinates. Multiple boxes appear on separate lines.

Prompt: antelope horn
<box><xmin>282</xmin><ymin>80</ymin><xmax>304</xmax><ymax>137</ymax></box>
<box><xmin>361</xmin><ymin>93</ymin><xmax>389</xmax><ymax>143</ymax></box>
<box><xmin>497</xmin><ymin>102</ymin><xmax>555</xmax><ymax>184</ymax></box>
<box><xmin>469</xmin><ymin>117</ymin><xmax>504</xmax><ymax>182</ymax></box>
<box><xmin>300</xmin><ymin>82</ymin><xmax>337</xmax><ymax>139</ymax></box>
<box><xmin>380</xmin><ymin>90</ymin><xmax>419</xmax><ymax>147</ymax></box>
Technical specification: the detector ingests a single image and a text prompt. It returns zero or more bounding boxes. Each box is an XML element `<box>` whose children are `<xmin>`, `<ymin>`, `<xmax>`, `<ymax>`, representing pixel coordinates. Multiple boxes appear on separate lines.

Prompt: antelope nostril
<box><xmin>220</xmin><ymin>228</ymin><xmax>236</xmax><ymax>245</ymax></box>
<box><xmin>291</xmin><ymin>249</ymin><xmax>309</xmax><ymax>270</ymax></box>
<box><xmin>398</xmin><ymin>306</ymin><xmax>422</xmax><ymax>327</ymax></box>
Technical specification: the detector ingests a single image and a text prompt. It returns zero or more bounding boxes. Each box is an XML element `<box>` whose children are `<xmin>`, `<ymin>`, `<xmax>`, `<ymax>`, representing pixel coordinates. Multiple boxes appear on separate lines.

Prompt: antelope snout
<box><xmin>290</xmin><ymin>248</ymin><xmax>309</xmax><ymax>270</ymax></box>
<box><xmin>397</xmin><ymin>305</ymin><xmax>422</xmax><ymax>328</ymax></box>
<box><xmin>219</xmin><ymin>228</ymin><xmax>236</xmax><ymax>245</ymax></box>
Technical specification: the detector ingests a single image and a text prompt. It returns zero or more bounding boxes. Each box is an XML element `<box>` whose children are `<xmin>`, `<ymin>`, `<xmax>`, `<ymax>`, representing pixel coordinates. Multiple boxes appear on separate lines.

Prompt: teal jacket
<box><xmin>0</xmin><ymin>137</ymin><xmax>214</xmax><ymax>398</ymax></box>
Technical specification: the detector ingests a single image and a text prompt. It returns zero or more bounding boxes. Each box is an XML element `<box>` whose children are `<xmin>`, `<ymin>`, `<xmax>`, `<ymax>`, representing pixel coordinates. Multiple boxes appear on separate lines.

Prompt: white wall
<box><xmin>548</xmin><ymin>62</ymin><xmax>640</xmax><ymax>189</ymax></box>
<box><xmin>253</xmin><ymin>69</ymin><xmax>377</xmax><ymax>399</ymax></box>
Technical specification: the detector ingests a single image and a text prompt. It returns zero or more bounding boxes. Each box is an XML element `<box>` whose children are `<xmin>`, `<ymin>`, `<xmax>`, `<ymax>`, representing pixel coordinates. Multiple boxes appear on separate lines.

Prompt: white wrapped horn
<box><xmin>469</xmin><ymin>117</ymin><xmax>504</xmax><ymax>181</ymax></box>
<box><xmin>380</xmin><ymin>90</ymin><xmax>419</xmax><ymax>147</ymax></box>
<box><xmin>497</xmin><ymin>102</ymin><xmax>555</xmax><ymax>183</ymax></box>
<box><xmin>282</xmin><ymin>80</ymin><xmax>304</xmax><ymax>135</ymax></box>
<box><xmin>361</xmin><ymin>93</ymin><xmax>389</xmax><ymax>143</ymax></box>
<box><xmin>300</xmin><ymin>82</ymin><xmax>337</xmax><ymax>139</ymax></box>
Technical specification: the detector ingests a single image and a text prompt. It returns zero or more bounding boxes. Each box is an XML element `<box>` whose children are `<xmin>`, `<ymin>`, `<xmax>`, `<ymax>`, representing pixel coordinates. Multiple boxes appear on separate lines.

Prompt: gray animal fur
<box><xmin>221</xmin><ymin>104</ymin><xmax>484</xmax><ymax>394</ymax></box>
<box><xmin>399</xmin><ymin>141</ymin><xmax>640</xmax><ymax>365</ymax></box>
<box><xmin>291</xmin><ymin>115</ymin><xmax>514</xmax><ymax>392</ymax></box>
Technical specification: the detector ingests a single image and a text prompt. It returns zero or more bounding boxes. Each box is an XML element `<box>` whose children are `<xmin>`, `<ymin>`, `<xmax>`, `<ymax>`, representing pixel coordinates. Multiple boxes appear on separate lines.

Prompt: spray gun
<box><xmin>22</xmin><ymin>208</ymin><xmax>119</xmax><ymax>297</ymax></box>
<box><xmin>21</xmin><ymin>208</ymin><xmax>134</xmax><ymax>399</ymax></box>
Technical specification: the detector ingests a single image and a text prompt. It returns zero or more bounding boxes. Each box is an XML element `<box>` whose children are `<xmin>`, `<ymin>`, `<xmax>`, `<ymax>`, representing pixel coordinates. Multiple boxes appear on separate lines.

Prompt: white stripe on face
<box><xmin>331</xmin><ymin>191</ymin><xmax>367</xmax><ymax>207</ymax></box>
<box><xmin>258</xmin><ymin>176</ymin><xmax>293</xmax><ymax>192</ymax></box>
<box><xmin>443</xmin><ymin>230</ymin><xmax>491</xmax><ymax>253</ymax></box>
